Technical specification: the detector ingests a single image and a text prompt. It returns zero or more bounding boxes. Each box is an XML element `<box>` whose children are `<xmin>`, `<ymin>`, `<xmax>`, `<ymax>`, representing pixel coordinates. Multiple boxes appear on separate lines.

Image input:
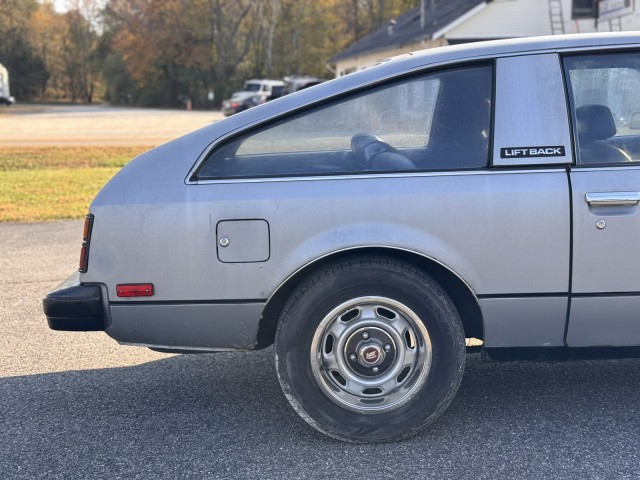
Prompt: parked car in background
<box><xmin>0</xmin><ymin>63</ymin><xmax>14</xmax><ymax>105</ymax></box>
<box><xmin>44</xmin><ymin>32</ymin><xmax>640</xmax><ymax>443</ymax></box>
<box><xmin>221</xmin><ymin>91</ymin><xmax>262</xmax><ymax>116</ymax></box>
<box><xmin>284</xmin><ymin>75</ymin><xmax>325</xmax><ymax>94</ymax></box>
<box><xmin>243</xmin><ymin>78</ymin><xmax>286</xmax><ymax>101</ymax></box>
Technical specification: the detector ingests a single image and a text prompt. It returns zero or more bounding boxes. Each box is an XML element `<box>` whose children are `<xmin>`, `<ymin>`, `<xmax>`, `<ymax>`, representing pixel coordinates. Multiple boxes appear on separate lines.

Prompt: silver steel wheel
<box><xmin>310</xmin><ymin>296</ymin><xmax>432</xmax><ymax>414</ymax></box>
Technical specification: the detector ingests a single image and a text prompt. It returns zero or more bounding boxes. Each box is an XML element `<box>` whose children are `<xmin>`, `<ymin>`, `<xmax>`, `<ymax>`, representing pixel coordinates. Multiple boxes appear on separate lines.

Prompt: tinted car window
<box><xmin>197</xmin><ymin>65</ymin><xmax>493</xmax><ymax>180</ymax></box>
<box><xmin>565</xmin><ymin>52</ymin><xmax>640</xmax><ymax>164</ymax></box>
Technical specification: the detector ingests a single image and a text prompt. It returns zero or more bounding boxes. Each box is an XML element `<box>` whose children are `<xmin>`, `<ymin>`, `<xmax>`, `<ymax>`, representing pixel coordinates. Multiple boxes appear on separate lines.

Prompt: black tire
<box><xmin>275</xmin><ymin>255</ymin><xmax>465</xmax><ymax>442</ymax></box>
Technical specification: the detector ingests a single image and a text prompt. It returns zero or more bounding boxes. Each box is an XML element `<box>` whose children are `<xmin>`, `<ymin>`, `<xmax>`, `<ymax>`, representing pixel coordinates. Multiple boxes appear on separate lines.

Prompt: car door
<box><xmin>565</xmin><ymin>50</ymin><xmax>640</xmax><ymax>347</ymax></box>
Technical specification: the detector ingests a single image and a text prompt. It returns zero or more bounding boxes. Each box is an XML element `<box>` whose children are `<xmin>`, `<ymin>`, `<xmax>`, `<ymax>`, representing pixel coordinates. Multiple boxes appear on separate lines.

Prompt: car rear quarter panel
<box><xmin>86</xmin><ymin>170</ymin><xmax>569</xmax><ymax>304</ymax></box>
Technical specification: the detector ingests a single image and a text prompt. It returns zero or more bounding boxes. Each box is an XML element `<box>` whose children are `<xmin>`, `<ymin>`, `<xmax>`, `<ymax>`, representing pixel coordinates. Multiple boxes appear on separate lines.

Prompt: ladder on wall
<box><xmin>608</xmin><ymin>16</ymin><xmax>624</xmax><ymax>31</ymax></box>
<box><xmin>600</xmin><ymin>0</ymin><xmax>637</xmax><ymax>31</ymax></box>
<box><xmin>548</xmin><ymin>0</ymin><xmax>566</xmax><ymax>34</ymax></box>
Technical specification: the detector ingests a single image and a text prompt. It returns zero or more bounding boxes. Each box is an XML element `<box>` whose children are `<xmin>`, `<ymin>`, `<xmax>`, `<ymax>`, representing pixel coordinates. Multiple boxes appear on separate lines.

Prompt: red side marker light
<box><xmin>116</xmin><ymin>284</ymin><xmax>155</xmax><ymax>298</ymax></box>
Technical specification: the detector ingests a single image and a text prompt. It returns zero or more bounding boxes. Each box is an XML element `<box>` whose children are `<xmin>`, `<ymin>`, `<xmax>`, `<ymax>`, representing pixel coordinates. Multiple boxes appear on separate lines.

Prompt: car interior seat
<box><xmin>575</xmin><ymin>104</ymin><xmax>631</xmax><ymax>164</ymax></box>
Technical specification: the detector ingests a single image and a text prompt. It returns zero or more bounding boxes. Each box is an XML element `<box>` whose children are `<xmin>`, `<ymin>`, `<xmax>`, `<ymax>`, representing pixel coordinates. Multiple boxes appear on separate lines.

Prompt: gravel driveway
<box><xmin>1</xmin><ymin>221</ymin><xmax>640</xmax><ymax>479</ymax></box>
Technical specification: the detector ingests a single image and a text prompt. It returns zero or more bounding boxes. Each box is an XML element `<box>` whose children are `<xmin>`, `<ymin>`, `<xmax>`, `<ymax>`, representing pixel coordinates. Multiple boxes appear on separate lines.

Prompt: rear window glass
<box><xmin>196</xmin><ymin>64</ymin><xmax>493</xmax><ymax>180</ymax></box>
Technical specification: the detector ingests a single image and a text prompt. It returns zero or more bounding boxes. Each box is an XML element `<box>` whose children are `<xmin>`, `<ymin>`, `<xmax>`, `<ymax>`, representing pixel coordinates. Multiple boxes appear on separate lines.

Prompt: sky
<box><xmin>52</xmin><ymin>0</ymin><xmax>67</xmax><ymax>12</ymax></box>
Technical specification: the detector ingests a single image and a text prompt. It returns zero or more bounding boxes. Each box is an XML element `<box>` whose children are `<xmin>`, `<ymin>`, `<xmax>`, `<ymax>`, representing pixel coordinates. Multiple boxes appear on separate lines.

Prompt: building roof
<box><xmin>329</xmin><ymin>0</ymin><xmax>487</xmax><ymax>64</ymax></box>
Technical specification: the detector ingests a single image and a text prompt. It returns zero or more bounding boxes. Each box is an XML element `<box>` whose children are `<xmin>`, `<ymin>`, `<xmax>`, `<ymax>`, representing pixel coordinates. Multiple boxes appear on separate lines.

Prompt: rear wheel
<box><xmin>275</xmin><ymin>255</ymin><xmax>466</xmax><ymax>442</ymax></box>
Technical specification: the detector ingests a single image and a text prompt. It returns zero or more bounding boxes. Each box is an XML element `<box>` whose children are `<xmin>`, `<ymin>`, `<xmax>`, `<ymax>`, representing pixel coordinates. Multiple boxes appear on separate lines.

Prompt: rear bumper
<box><xmin>43</xmin><ymin>273</ymin><xmax>106</xmax><ymax>331</ymax></box>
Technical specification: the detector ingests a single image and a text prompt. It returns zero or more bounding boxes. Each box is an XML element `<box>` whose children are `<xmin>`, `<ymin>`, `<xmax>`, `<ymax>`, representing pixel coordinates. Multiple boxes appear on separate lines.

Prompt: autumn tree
<box><xmin>29</xmin><ymin>2</ymin><xmax>68</xmax><ymax>99</ymax></box>
<box><xmin>198</xmin><ymin>0</ymin><xmax>258</xmax><ymax>101</ymax></box>
<box><xmin>95</xmin><ymin>0</ymin><xmax>423</xmax><ymax>107</ymax></box>
<box><xmin>60</xmin><ymin>4</ymin><xmax>101</xmax><ymax>103</ymax></box>
<box><xmin>0</xmin><ymin>0</ymin><xmax>425</xmax><ymax>105</ymax></box>
<box><xmin>103</xmin><ymin>0</ymin><xmax>207</xmax><ymax>106</ymax></box>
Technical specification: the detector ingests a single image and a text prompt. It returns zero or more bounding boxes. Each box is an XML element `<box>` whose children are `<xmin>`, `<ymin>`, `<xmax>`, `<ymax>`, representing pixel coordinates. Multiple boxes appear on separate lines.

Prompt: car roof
<box><xmin>404</xmin><ymin>32</ymin><xmax>640</xmax><ymax>67</ymax></box>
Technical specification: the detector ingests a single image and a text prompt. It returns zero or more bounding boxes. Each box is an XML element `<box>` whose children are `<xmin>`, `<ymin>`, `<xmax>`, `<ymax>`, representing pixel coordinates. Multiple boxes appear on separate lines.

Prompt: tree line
<box><xmin>0</xmin><ymin>0</ymin><xmax>418</xmax><ymax>108</ymax></box>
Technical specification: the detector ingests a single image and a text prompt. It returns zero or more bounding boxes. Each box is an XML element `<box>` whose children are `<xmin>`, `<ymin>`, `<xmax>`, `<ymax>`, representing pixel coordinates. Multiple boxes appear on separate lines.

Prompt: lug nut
<box><xmin>384</xmin><ymin>344</ymin><xmax>391</xmax><ymax>352</ymax></box>
<box><xmin>362</xmin><ymin>331</ymin><xmax>370</xmax><ymax>340</ymax></box>
<box><xmin>372</xmin><ymin>367</ymin><xmax>379</xmax><ymax>373</ymax></box>
<box><xmin>349</xmin><ymin>354</ymin><xmax>357</xmax><ymax>361</ymax></box>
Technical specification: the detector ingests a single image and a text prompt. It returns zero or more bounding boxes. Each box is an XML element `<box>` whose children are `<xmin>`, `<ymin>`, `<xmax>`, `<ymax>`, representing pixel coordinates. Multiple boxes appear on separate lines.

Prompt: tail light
<box><xmin>79</xmin><ymin>214</ymin><xmax>94</xmax><ymax>273</ymax></box>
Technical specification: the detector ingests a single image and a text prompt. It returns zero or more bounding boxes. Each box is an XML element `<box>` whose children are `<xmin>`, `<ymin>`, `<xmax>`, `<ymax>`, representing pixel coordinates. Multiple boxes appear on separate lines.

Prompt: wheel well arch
<box><xmin>255</xmin><ymin>247</ymin><xmax>483</xmax><ymax>349</ymax></box>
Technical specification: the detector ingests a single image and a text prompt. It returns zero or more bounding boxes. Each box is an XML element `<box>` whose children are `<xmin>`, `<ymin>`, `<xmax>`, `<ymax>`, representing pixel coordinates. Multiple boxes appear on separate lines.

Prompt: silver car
<box><xmin>44</xmin><ymin>33</ymin><xmax>640</xmax><ymax>442</ymax></box>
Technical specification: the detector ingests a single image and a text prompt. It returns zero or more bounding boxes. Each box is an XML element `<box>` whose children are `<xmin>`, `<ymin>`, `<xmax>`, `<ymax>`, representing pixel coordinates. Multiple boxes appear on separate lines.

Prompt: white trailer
<box><xmin>0</xmin><ymin>63</ymin><xmax>14</xmax><ymax>105</ymax></box>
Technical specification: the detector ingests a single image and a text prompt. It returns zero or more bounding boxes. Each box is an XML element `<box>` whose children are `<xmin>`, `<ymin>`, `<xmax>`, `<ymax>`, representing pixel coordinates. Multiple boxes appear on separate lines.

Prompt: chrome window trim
<box><xmin>188</xmin><ymin>167</ymin><xmax>568</xmax><ymax>185</ymax></box>
<box><xmin>557</xmin><ymin>44</ymin><xmax>640</xmax><ymax>55</ymax></box>
<box><xmin>572</xmin><ymin>165</ymin><xmax>640</xmax><ymax>173</ymax></box>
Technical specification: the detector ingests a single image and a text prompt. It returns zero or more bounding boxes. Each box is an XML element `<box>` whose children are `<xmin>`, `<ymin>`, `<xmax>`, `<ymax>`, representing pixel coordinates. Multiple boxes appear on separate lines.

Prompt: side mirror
<box><xmin>630</xmin><ymin>112</ymin><xmax>640</xmax><ymax>130</ymax></box>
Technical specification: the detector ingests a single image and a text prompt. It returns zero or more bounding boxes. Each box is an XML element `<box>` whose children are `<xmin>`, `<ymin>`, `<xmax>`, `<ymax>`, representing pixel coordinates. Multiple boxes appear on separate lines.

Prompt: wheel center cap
<box><xmin>359</xmin><ymin>344</ymin><xmax>384</xmax><ymax>366</ymax></box>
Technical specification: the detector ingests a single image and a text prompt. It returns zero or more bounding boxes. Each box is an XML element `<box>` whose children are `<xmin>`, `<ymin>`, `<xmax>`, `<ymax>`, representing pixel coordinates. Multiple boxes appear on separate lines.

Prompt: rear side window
<box><xmin>196</xmin><ymin>64</ymin><xmax>493</xmax><ymax>180</ymax></box>
<box><xmin>564</xmin><ymin>52</ymin><xmax>640</xmax><ymax>165</ymax></box>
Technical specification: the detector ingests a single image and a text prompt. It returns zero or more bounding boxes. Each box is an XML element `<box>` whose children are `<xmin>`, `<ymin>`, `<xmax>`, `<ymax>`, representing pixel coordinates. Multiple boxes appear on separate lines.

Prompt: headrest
<box><xmin>576</xmin><ymin>104</ymin><xmax>617</xmax><ymax>142</ymax></box>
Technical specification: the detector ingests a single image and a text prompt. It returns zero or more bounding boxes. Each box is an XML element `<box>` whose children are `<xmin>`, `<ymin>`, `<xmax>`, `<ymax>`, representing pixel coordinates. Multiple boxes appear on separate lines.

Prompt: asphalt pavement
<box><xmin>1</xmin><ymin>221</ymin><xmax>639</xmax><ymax>479</ymax></box>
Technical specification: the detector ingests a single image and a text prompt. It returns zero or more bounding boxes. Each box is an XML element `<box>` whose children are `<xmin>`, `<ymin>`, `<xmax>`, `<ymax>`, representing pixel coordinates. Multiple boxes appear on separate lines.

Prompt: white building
<box><xmin>329</xmin><ymin>1</ymin><xmax>640</xmax><ymax>78</ymax></box>
<box><xmin>446</xmin><ymin>0</ymin><xmax>640</xmax><ymax>43</ymax></box>
<box><xmin>328</xmin><ymin>0</ymin><xmax>486</xmax><ymax>78</ymax></box>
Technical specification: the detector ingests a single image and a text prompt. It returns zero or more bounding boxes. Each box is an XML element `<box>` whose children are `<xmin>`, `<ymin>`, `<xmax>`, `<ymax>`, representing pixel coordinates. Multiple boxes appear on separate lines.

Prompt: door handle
<box><xmin>585</xmin><ymin>192</ymin><xmax>640</xmax><ymax>206</ymax></box>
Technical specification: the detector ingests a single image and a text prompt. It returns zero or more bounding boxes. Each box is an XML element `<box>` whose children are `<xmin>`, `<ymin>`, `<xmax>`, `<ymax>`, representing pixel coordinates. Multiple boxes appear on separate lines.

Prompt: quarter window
<box><xmin>196</xmin><ymin>65</ymin><xmax>492</xmax><ymax>180</ymax></box>
<box><xmin>565</xmin><ymin>52</ymin><xmax>640</xmax><ymax>165</ymax></box>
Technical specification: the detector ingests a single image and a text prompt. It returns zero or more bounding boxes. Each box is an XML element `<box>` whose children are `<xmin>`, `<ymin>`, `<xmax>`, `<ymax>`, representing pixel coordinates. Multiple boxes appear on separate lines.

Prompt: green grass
<box><xmin>0</xmin><ymin>147</ymin><xmax>149</xmax><ymax>222</ymax></box>
<box><xmin>0</xmin><ymin>146</ymin><xmax>145</xmax><ymax>171</ymax></box>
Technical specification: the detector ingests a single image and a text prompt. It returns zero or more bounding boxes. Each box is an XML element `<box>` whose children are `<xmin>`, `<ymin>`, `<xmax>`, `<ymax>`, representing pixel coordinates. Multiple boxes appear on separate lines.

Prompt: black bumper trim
<box><xmin>43</xmin><ymin>283</ymin><xmax>106</xmax><ymax>331</ymax></box>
